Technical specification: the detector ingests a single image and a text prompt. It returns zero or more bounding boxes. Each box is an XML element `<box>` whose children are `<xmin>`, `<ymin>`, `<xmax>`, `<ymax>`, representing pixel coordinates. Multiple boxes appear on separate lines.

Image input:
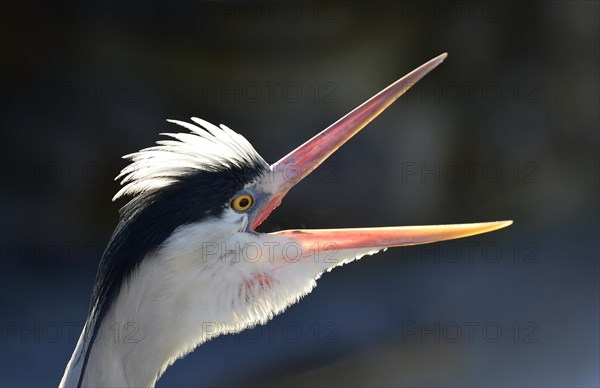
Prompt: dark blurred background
<box><xmin>1</xmin><ymin>1</ymin><xmax>598</xmax><ymax>386</ymax></box>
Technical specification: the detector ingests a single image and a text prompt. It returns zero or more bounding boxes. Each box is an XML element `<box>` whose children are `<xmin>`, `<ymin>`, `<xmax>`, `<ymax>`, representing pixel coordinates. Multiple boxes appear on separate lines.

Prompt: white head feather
<box><xmin>113</xmin><ymin>117</ymin><xmax>267</xmax><ymax>201</ymax></box>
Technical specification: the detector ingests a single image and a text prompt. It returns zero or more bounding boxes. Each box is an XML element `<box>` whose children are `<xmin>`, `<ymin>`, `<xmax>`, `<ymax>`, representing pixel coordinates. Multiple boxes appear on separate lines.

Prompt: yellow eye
<box><xmin>231</xmin><ymin>194</ymin><xmax>254</xmax><ymax>212</ymax></box>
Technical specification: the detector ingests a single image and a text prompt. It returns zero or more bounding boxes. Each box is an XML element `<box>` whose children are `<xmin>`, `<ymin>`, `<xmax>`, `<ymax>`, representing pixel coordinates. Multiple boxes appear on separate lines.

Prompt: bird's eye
<box><xmin>231</xmin><ymin>194</ymin><xmax>254</xmax><ymax>212</ymax></box>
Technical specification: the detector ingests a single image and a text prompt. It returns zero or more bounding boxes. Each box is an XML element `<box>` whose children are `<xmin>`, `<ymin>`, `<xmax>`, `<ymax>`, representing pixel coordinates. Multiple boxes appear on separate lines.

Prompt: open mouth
<box><xmin>248</xmin><ymin>53</ymin><xmax>511</xmax><ymax>255</ymax></box>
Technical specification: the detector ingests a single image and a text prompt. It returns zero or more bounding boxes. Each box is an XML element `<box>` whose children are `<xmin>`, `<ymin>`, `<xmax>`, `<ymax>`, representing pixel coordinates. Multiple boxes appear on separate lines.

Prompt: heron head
<box><xmin>64</xmin><ymin>53</ymin><xmax>511</xmax><ymax>387</ymax></box>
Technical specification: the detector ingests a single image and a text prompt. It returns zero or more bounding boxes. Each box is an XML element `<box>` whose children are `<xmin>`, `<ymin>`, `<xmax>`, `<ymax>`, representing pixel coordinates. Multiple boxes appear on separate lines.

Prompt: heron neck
<box><xmin>60</xmin><ymin>314</ymin><xmax>170</xmax><ymax>387</ymax></box>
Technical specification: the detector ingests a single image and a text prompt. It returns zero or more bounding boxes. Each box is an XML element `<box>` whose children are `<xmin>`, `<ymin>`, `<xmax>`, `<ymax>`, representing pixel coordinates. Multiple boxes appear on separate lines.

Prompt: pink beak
<box><xmin>251</xmin><ymin>53</ymin><xmax>512</xmax><ymax>251</ymax></box>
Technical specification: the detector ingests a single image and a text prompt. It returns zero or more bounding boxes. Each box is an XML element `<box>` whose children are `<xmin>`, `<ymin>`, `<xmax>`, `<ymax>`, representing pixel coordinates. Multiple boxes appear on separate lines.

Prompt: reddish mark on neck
<box><xmin>239</xmin><ymin>273</ymin><xmax>274</xmax><ymax>302</ymax></box>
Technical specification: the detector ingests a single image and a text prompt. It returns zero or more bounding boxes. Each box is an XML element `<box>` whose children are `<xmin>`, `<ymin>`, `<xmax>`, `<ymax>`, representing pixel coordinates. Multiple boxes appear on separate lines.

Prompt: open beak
<box><xmin>251</xmin><ymin>53</ymin><xmax>512</xmax><ymax>252</ymax></box>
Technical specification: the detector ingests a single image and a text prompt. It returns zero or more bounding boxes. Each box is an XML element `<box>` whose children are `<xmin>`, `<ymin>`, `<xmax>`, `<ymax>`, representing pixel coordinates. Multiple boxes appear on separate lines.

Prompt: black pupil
<box><xmin>238</xmin><ymin>197</ymin><xmax>250</xmax><ymax>208</ymax></box>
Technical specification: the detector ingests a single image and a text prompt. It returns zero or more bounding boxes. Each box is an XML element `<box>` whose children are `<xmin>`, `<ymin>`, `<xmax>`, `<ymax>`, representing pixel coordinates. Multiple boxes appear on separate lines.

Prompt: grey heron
<box><xmin>60</xmin><ymin>53</ymin><xmax>512</xmax><ymax>387</ymax></box>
